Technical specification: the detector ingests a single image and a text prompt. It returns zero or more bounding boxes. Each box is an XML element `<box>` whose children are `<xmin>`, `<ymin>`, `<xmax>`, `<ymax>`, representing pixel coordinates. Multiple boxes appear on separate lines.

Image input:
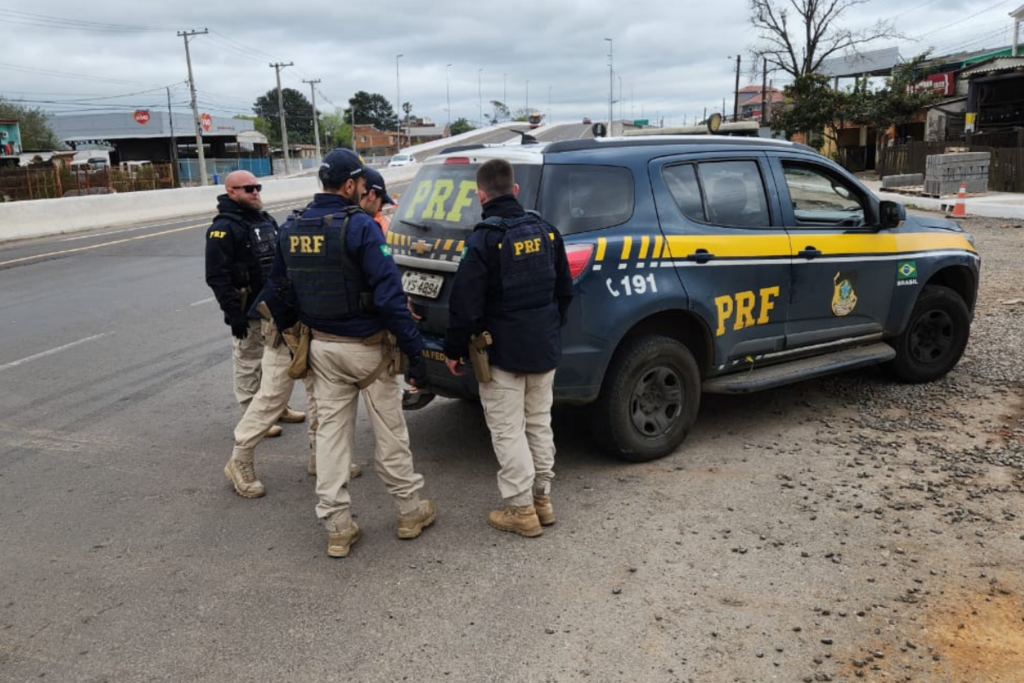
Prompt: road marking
<box><xmin>0</xmin><ymin>333</ymin><xmax>109</xmax><ymax>372</ymax></box>
<box><xmin>0</xmin><ymin>222</ymin><xmax>207</xmax><ymax>267</ymax></box>
<box><xmin>190</xmin><ymin>296</ymin><xmax>216</xmax><ymax>307</ymax></box>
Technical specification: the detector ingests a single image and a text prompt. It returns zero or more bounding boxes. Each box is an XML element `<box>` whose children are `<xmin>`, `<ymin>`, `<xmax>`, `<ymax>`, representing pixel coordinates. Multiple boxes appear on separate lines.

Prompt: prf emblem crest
<box><xmin>831</xmin><ymin>271</ymin><xmax>858</xmax><ymax>317</ymax></box>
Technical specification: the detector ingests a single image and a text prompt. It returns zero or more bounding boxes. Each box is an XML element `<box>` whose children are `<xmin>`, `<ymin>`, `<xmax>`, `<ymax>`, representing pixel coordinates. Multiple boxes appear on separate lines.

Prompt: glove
<box><xmin>230</xmin><ymin>315</ymin><xmax>250</xmax><ymax>340</ymax></box>
<box><xmin>404</xmin><ymin>354</ymin><xmax>430</xmax><ymax>390</ymax></box>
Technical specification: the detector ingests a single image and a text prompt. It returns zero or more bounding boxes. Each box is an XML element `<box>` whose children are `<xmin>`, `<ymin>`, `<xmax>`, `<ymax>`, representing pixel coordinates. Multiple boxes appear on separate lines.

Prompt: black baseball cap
<box><xmin>319</xmin><ymin>148</ymin><xmax>365</xmax><ymax>186</ymax></box>
<box><xmin>363</xmin><ymin>167</ymin><xmax>395</xmax><ymax>205</ymax></box>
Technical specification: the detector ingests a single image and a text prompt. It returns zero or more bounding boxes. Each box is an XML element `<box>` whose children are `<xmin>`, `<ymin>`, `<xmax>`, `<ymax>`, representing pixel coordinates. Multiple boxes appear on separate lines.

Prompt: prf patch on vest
<box><xmin>510</xmin><ymin>235</ymin><xmax>546</xmax><ymax>260</ymax></box>
<box><xmin>287</xmin><ymin>233</ymin><xmax>327</xmax><ymax>257</ymax></box>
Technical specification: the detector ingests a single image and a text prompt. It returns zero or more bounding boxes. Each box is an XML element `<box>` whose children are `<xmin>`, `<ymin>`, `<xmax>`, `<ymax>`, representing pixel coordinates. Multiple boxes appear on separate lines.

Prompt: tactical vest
<box><xmin>216</xmin><ymin>211</ymin><xmax>278</xmax><ymax>281</ymax></box>
<box><xmin>479</xmin><ymin>213</ymin><xmax>557</xmax><ymax>313</ymax></box>
<box><xmin>281</xmin><ymin>207</ymin><xmax>368</xmax><ymax>320</ymax></box>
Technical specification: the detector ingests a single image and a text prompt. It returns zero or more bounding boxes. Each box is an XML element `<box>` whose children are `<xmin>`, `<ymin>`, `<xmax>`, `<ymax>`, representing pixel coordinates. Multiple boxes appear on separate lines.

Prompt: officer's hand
<box><xmin>405</xmin><ymin>354</ymin><xmax>430</xmax><ymax>390</ymax></box>
<box><xmin>230</xmin><ymin>316</ymin><xmax>250</xmax><ymax>340</ymax></box>
<box><xmin>445</xmin><ymin>357</ymin><xmax>465</xmax><ymax>376</ymax></box>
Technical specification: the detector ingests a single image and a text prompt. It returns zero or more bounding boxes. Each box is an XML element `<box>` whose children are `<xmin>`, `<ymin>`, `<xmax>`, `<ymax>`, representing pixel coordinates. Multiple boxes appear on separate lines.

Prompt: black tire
<box><xmin>592</xmin><ymin>335</ymin><xmax>701</xmax><ymax>462</ymax></box>
<box><xmin>885</xmin><ymin>284</ymin><xmax>970</xmax><ymax>383</ymax></box>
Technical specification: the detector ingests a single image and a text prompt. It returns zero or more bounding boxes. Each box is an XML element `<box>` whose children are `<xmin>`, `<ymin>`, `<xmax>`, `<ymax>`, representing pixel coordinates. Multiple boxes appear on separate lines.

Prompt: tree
<box><xmin>450</xmin><ymin>118</ymin><xmax>474</xmax><ymax>136</ymax></box>
<box><xmin>771</xmin><ymin>73</ymin><xmax>870</xmax><ymax>152</ymax></box>
<box><xmin>749</xmin><ymin>0</ymin><xmax>898</xmax><ymax>79</ymax></box>
<box><xmin>252</xmin><ymin>88</ymin><xmax>318</xmax><ymax>147</ymax></box>
<box><xmin>864</xmin><ymin>54</ymin><xmax>938</xmax><ymax>155</ymax></box>
<box><xmin>320</xmin><ymin>108</ymin><xmax>351</xmax><ymax>149</ymax></box>
<box><xmin>343</xmin><ymin>91</ymin><xmax>398</xmax><ymax>131</ymax></box>
<box><xmin>0</xmin><ymin>98</ymin><xmax>62</xmax><ymax>150</ymax></box>
<box><xmin>484</xmin><ymin>100</ymin><xmax>511</xmax><ymax>125</ymax></box>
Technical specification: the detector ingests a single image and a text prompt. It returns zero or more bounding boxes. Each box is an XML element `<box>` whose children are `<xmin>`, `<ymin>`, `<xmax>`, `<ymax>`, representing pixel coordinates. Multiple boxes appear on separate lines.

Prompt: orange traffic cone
<box><xmin>949</xmin><ymin>181</ymin><xmax>967</xmax><ymax>218</ymax></box>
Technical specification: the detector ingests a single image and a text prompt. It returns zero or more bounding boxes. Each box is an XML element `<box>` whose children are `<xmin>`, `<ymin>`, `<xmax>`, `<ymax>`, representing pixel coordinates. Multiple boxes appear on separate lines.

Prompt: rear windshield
<box><xmin>539</xmin><ymin>164</ymin><xmax>634</xmax><ymax>235</ymax></box>
<box><xmin>396</xmin><ymin>161</ymin><xmax>541</xmax><ymax>232</ymax></box>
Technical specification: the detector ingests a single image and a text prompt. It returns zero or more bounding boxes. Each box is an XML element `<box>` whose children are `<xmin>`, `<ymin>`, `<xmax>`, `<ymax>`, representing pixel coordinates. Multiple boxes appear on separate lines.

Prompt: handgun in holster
<box><xmin>469</xmin><ymin>331</ymin><xmax>493</xmax><ymax>383</ymax></box>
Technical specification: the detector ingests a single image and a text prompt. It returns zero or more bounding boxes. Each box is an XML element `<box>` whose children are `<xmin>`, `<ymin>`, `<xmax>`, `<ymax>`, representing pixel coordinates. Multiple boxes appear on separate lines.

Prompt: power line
<box><xmin>0</xmin><ymin>61</ymin><xmax>152</xmax><ymax>86</ymax></box>
<box><xmin>0</xmin><ymin>9</ymin><xmax>165</xmax><ymax>32</ymax></box>
<box><xmin>909</xmin><ymin>0</ymin><xmax>1014</xmax><ymax>40</ymax></box>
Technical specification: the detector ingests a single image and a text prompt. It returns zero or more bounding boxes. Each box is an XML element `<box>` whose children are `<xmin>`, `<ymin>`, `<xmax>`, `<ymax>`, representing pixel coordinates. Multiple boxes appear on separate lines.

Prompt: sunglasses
<box><xmin>230</xmin><ymin>184</ymin><xmax>262</xmax><ymax>194</ymax></box>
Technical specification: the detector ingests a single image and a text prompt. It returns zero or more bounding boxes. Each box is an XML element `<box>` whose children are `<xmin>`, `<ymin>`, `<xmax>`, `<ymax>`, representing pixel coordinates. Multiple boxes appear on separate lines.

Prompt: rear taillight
<box><xmin>565</xmin><ymin>243</ymin><xmax>594</xmax><ymax>279</ymax></box>
<box><xmin>444</xmin><ymin>157</ymin><xmax>471</xmax><ymax>165</ymax></box>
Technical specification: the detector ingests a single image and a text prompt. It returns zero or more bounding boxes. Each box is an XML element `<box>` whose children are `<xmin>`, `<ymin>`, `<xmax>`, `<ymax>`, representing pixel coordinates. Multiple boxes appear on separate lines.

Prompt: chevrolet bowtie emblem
<box><xmin>411</xmin><ymin>240</ymin><xmax>433</xmax><ymax>255</ymax></box>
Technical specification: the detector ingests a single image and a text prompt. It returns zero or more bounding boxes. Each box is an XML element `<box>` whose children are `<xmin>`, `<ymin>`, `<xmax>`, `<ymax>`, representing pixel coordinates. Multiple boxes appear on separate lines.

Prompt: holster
<box><xmin>282</xmin><ymin>323</ymin><xmax>311</xmax><ymax>380</ymax></box>
<box><xmin>469</xmin><ymin>331</ymin><xmax>493</xmax><ymax>383</ymax></box>
<box><xmin>355</xmin><ymin>331</ymin><xmax>398</xmax><ymax>390</ymax></box>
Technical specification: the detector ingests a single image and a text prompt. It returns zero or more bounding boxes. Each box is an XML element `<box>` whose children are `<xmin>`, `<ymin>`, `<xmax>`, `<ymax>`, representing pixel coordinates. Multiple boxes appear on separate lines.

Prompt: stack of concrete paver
<box><xmin>924</xmin><ymin>152</ymin><xmax>990</xmax><ymax>196</ymax></box>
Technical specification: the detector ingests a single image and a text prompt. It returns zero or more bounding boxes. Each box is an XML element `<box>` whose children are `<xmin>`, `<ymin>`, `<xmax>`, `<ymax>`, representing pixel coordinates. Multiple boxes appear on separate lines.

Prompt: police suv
<box><xmin>390</xmin><ymin>136</ymin><xmax>980</xmax><ymax>462</ymax></box>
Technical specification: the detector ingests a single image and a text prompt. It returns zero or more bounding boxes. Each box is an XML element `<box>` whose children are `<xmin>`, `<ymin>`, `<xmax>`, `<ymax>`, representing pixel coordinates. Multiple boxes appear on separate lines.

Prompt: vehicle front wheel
<box><xmin>885</xmin><ymin>284</ymin><xmax>970</xmax><ymax>383</ymax></box>
<box><xmin>593</xmin><ymin>335</ymin><xmax>701</xmax><ymax>462</ymax></box>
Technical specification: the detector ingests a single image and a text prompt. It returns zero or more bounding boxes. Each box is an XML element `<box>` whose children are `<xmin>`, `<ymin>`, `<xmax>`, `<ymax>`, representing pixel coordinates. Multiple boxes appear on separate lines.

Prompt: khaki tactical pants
<box><xmin>309</xmin><ymin>337</ymin><xmax>424</xmax><ymax>524</ymax></box>
<box><xmin>231</xmin><ymin>319</ymin><xmax>316</xmax><ymax>463</ymax></box>
<box><xmin>232</xmin><ymin>318</ymin><xmax>264</xmax><ymax>412</ymax></box>
<box><xmin>478</xmin><ymin>366</ymin><xmax>556</xmax><ymax>506</ymax></box>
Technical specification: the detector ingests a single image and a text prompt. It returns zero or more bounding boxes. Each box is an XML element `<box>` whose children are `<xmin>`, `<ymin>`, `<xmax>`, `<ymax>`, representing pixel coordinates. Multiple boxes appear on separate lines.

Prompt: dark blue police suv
<box><xmin>388</xmin><ymin>136</ymin><xmax>980</xmax><ymax>462</ymax></box>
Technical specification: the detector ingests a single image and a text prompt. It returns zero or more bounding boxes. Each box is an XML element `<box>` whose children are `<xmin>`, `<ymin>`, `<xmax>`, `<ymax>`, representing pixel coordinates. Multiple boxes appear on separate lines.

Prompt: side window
<box><xmin>698</xmin><ymin>160</ymin><xmax>771</xmax><ymax>228</ymax></box>
<box><xmin>782</xmin><ymin>163</ymin><xmax>865</xmax><ymax>226</ymax></box>
<box><xmin>662</xmin><ymin>164</ymin><xmax>705</xmax><ymax>222</ymax></box>
<box><xmin>540</xmin><ymin>165</ymin><xmax>634</xmax><ymax>235</ymax></box>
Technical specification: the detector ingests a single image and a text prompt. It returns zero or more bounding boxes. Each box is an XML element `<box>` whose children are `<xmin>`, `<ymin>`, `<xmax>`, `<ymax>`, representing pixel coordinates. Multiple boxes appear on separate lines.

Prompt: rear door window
<box><xmin>539</xmin><ymin>165</ymin><xmax>634</xmax><ymax>235</ymax></box>
<box><xmin>662</xmin><ymin>159</ymin><xmax>771</xmax><ymax>228</ymax></box>
<box><xmin>396</xmin><ymin>161</ymin><xmax>541</xmax><ymax>233</ymax></box>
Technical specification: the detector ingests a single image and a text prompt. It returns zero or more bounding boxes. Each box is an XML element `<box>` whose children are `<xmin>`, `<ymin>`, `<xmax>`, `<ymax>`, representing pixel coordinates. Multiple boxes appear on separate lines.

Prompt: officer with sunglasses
<box><xmin>206</xmin><ymin>171</ymin><xmax>310</xmax><ymax>492</ymax></box>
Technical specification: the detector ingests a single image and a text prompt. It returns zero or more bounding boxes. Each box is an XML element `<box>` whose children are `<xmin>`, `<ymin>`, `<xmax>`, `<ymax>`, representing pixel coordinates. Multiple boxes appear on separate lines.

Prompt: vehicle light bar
<box><xmin>444</xmin><ymin>157</ymin><xmax>471</xmax><ymax>165</ymax></box>
<box><xmin>565</xmin><ymin>243</ymin><xmax>595</xmax><ymax>280</ymax></box>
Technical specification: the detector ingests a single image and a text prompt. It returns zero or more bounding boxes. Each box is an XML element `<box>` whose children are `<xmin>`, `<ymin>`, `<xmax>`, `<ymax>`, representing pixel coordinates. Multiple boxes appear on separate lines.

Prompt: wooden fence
<box><xmin>878</xmin><ymin>142</ymin><xmax>1024</xmax><ymax>193</ymax></box>
<box><xmin>0</xmin><ymin>164</ymin><xmax>176</xmax><ymax>202</ymax></box>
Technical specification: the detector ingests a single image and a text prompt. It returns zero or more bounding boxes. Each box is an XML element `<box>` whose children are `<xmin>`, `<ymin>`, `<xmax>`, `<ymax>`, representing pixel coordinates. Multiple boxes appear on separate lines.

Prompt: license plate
<box><xmin>402</xmin><ymin>270</ymin><xmax>444</xmax><ymax>299</ymax></box>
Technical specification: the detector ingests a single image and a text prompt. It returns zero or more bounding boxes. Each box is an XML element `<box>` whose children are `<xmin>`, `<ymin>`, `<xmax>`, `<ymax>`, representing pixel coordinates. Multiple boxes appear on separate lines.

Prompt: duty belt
<box><xmin>311</xmin><ymin>329</ymin><xmax>387</xmax><ymax>344</ymax></box>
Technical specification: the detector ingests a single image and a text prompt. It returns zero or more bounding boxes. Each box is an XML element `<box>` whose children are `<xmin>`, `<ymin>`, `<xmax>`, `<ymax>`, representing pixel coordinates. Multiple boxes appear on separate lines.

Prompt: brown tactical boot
<box><xmin>397</xmin><ymin>500</ymin><xmax>436</xmax><ymax>539</ymax></box>
<box><xmin>265</xmin><ymin>424</ymin><xmax>283</xmax><ymax>438</ymax></box>
<box><xmin>279</xmin><ymin>407</ymin><xmax>306</xmax><ymax>424</ymax></box>
<box><xmin>326</xmin><ymin>521</ymin><xmax>360</xmax><ymax>558</ymax></box>
<box><xmin>533</xmin><ymin>494</ymin><xmax>556</xmax><ymax>526</ymax></box>
<box><xmin>488</xmin><ymin>505</ymin><xmax>543</xmax><ymax>537</ymax></box>
<box><xmin>224</xmin><ymin>459</ymin><xmax>265</xmax><ymax>499</ymax></box>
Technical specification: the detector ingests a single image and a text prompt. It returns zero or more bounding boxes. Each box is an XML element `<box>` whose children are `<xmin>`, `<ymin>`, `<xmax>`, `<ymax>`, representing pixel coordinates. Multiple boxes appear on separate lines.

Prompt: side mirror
<box><xmin>591</xmin><ymin>122</ymin><xmax>607</xmax><ymax>138</ymax></box>
<box><xmin>878</xmin><ymin>200</ymin><xmax>905</xmax><ymax>229</ymax></box>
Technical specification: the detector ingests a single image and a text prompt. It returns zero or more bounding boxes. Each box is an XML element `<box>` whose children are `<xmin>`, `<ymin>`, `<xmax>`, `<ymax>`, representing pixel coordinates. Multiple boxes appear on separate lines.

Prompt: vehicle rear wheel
<box><xmin>885</xmin><ymin>284</ymin><xmax>970</xmax><ymax>383</ymax></box>
<box><xmin>593</xmin><ymin>335</ymin><xmax>701</xmax><ymax>462</ymax></box>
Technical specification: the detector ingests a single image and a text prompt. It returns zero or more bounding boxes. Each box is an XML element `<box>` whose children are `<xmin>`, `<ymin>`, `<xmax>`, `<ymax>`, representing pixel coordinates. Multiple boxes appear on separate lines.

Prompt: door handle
<box><xmin>687</xmin><ymin>249</ymin><xmax>715</xmax><ymax>264</ymax></box>
<box><xmin>797</xmin><ymin>246</ymin><xmax>822</xmax><ymax>259</ymax></box>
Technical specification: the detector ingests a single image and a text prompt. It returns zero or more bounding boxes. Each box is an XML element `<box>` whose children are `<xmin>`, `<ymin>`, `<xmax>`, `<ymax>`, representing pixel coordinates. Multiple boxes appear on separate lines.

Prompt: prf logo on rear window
<box><xmin>401</xmin><ymin>179</ymin><xmax>478</xmax><ymax>223</ymax></box>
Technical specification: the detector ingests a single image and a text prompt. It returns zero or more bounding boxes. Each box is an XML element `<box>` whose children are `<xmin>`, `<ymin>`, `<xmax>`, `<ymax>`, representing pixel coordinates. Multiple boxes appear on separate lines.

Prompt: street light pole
<box><xmin>478</xmin><ymin>68</ymin><xmax>483</xmax><ymax>127</ymax></box>
<box><xmin>503</xmin><ymin>73</ymin><xmax>507</xmax><ymax>109</ymax></box>
<box><xmin>728</xmin><ymin>54</ymin><xmax>741</xmax><ymax>122</ymax></box>
<box><xmin>618</xmin><ymin>75</ymin><xmax>622</xmax><ymax>121</ymax></box>
<box><xmin>526</xmin><ymin>79</ymin><xmax>530</xmax><ymax>113</ymax></box>
<box><xmin>446</xmin><ymin>63</ymin><xmax>452</xmax><ymax>132</ymax></box>
<box><xmin>605</xmin><ymin>38</ymin><xmax>613</xmax><ymax>136</ymax></box>
<box><xmin>396</xmin><ymin>53</ymin><xmax>403</xmax><ymax>151</ymax></box>
<box><xmin>303</xmin><ymin>78</ymin><xmax>321</xmax><ymax>161</ymax></box>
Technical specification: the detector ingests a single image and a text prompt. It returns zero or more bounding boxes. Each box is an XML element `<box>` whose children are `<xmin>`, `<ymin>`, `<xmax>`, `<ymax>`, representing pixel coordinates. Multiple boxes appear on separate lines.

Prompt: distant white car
<box><xmin>388</xmin><ymin>153</ymin><xmax>417</xmax><ymax>168</ymax></box>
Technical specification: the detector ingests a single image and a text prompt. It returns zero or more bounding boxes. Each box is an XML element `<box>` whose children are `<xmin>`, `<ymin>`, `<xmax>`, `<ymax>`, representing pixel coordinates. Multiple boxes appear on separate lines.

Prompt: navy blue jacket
<box><xmin>205</xmin><ymin>195</ymin><xmax>278</xmax><ymax>323</ymax></box>
<box><xmin>269</xmin><ymin>193</ymin><xmax>424</xmax><ymax>358</ymax></box>
<box><xmin>444</xmin><ymin>194</ymin><xmax>573</xmax><ymax>374</ymax></box>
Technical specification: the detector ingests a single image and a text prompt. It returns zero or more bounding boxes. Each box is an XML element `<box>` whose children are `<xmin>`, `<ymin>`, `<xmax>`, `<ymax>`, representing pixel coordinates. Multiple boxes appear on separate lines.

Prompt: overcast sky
<box><xmin>1</xmin><ymin>0</ymin><xmax>1020</xmax><ymax>129</ymax></box>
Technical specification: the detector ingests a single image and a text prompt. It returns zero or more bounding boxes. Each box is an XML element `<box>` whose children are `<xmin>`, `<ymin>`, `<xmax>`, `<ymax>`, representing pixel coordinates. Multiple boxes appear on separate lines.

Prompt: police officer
<box><xmin>204</xmin><ymin>170</ymin><xmax>306</xmax><ymax>438</ymax></box>
<box><xmin>360</xmin><ymin>167</ymin><xmax>394</xmax><ymax>233</ymax></box>
<box><xmin>443</xmin><ymin>158</ymin><xmax>574</xmax><ymax>537</ymax></box>
<box><xmin>269</xmin><ymin>149</ymin><xmax>435</xmax><ymax>558</ymax></box>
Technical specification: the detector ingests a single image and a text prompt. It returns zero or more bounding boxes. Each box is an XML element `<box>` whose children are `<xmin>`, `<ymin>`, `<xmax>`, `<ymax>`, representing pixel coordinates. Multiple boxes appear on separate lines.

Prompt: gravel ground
<box><xmin>672</xmin><ymin>214</ymin><xmax>1024</xmax><ymax>683</ymax></box>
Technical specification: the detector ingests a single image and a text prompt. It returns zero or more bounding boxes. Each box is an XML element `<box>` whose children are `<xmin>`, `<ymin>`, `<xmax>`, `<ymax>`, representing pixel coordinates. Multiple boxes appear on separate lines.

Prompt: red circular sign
<box><xmin>200</xmin><ymin>113</ymin><xmax>212</xmax><ymax>131</ymax></box>
<box><xmin>134</xmin><ymin>110</ymin><xmax>150</xmax><ymax>125</ymax></box>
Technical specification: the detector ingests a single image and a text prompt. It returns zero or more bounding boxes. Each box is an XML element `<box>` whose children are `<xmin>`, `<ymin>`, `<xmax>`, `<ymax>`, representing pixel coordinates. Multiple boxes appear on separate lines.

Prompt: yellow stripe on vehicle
<box><xmin>620</xmin><ymin>236</ymin><xmax>633</xmax><ymax>260</ymax></box>
<box><xmin>638</xmin><ymin>235</ymin><xmax>650</xmax><ymax>260</ymax></box>
<box><xmin>595</xmin><ymin>238</ymin><xmax>607</xmax><ymax>262</ymax></box>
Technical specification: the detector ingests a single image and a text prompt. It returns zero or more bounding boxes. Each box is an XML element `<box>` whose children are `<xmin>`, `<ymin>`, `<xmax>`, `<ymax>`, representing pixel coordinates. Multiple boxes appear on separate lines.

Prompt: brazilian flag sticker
<box><xmin>380</xmin><ymin>244</ymin><xmax>392</xmax><ymax>258</ymax></box>
<box><xmin>897</xmin><ymin>261</ymin><xmax>917</xmax><ymax>279</ymax></box>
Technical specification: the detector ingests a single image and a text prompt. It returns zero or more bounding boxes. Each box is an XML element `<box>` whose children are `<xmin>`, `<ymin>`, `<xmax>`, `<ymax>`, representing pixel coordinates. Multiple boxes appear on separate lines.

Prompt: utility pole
<box><xmin>396</xmin><ymin>54</ymin><xmax>403</xmax><ymax>151</ymax></box>
<box><xmin>478</xmin><ymin>68</ymin><xmax>483</xmax><ymax>127</ymax></box>
<box><xmin>605</xmin><ymin>38</ymin><xmax>614</xmax><ymax>136</ymax></box>
<box><xmin>303</xmin><ymin>78</ymin><xmax>322</xmax><ymax>161</ymax></box>
<box><xmin>503</xmin><ymin>73</ymin><xmax>507</xmax><ymax>110</ymax></box>
<box><xmin>446</xmin><ymin>64</ymin><xmax>452</xmax><ymax>132</ymax></box>
<box><xmin>166</xmin><ymin>86</ymin><xmax>179</xmax><ymax>187</ymax></box>
<box><xmin>730</xmin><ymin>54</ymin><xmax>742</xmax><ymax>122</ymax></box>
<box><xmin>178</xmin><ymin>29</ymin><xmax>208</xmax><ymax>186</ymax></box>
<box><xmin>526</xmin><ymin>79</ymin><xmax>530</xmax><ymax>113</ymax></box>
<box><xmin>761</xmin><ymin>57</ymin><xmax>768</xmax><ymax>127</ymax></box>
<box><xmin>271</xmin><ymin>61</ymin><xmax>293</xmax><ymax>174</ymax></box>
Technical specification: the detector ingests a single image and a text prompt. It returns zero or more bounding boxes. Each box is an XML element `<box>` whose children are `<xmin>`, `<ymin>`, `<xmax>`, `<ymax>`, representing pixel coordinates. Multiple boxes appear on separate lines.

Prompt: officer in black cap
<box><xmin>360</xmin><ymin>166</ymin><xmax>395</xmax><ymax>229</ymax></box>
<box><xmin>204</xmin><ymin>170</ymin><xmax>306</xmax><ymax>434</ymax></box>
<box><xmin>269</xmin><ymin>148</ymin><xmax>435</xmax><ymax>558</ymax></box>
<box><xmin>443</xmin><ymin>158</ymin><xmax>574</xmax><ymax>538</ymax></box>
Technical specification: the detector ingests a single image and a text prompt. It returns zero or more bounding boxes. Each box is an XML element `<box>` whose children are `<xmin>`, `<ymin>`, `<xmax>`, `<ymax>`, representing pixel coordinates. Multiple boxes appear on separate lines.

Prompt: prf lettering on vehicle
<box><xmin>402</xmin><ymin>179</ymin><xmax>478</xmax><ymax>223</ymax></box>
<box><xmin>288</xmin><ymin>234</ymin><xmax>325</xmax><ymax>255</ymax></box>
<box><xmin>715</xmin><ymin>286</ymin><xmax>781</xmax><ymax>336</ymax></box>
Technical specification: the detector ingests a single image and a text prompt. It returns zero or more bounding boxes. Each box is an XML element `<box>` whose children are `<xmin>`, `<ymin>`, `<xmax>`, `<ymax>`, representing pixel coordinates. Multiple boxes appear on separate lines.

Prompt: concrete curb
<box><xmin>0</xmin><ymin>165</ymin><xmax>420</xmax><ymax>244</ymax></box>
